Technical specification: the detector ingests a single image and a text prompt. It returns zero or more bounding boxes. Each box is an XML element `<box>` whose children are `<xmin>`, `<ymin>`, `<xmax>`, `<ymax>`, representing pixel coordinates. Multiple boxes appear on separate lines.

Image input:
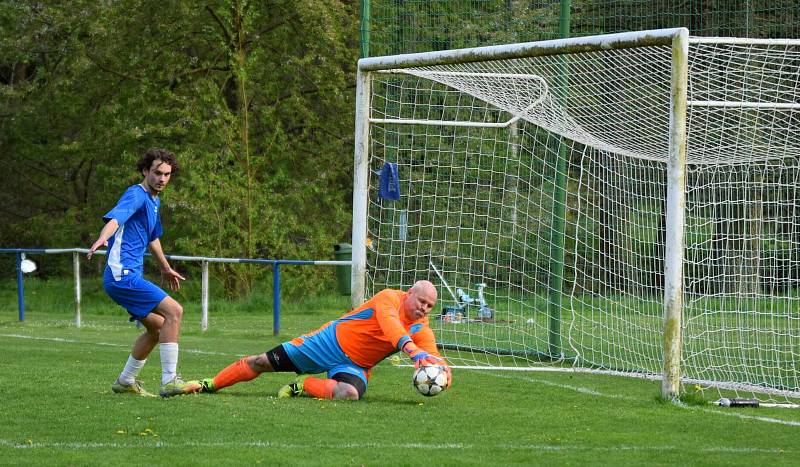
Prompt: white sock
<box><xmin>118</xmin><ymin>355</ymin><xmax>146</xmax><ymax>385</ymax></box>
<box><xmin>160</xmin><ymin>342</ymin><xmax>179</xmax><ymax>385</ymax></box>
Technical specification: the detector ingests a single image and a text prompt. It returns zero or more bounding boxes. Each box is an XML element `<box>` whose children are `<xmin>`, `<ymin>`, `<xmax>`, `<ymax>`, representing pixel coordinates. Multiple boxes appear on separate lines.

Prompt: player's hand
<box><xmin>402</xmin><ymin>341</ymin><xmax>444</xmax><ymax>368</ymax></box>
<box><xmin>442</xmin><ymin>365</ymin><xmax>452</xmax><ymax>389</ymax></box>
<box><xmin>161</xmin><ymin>266</ymin><xmax>186</xmax><ymax>291</ymax></box>
<box><xmin>86</xmin><ymin>239</ymin><xmax>108</xmax><ymax>260</ymax></box>
<box><xmin>411</xmin><ymin>353</ymin><xmax>445</xmax><ymax>369</ymax></box>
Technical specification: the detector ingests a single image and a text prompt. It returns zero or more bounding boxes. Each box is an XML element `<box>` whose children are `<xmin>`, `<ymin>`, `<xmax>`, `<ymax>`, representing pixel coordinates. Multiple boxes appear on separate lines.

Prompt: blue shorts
<box><xmin>283</xmin><ymin>324</ymin><xmax>370</xmax><ymax>386</ymax></box>
<box><xmin>104</xmin><ymin>272</ymin><xmax>168</xmax><ymax>320</ymax></box>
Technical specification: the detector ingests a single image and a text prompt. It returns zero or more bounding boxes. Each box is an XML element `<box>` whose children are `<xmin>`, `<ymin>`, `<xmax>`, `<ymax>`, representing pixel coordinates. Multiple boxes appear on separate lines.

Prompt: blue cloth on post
<box><xmin>378</xmin><ymin>162</ymin><xmax>401</xmax><ymax>201</ymax></box>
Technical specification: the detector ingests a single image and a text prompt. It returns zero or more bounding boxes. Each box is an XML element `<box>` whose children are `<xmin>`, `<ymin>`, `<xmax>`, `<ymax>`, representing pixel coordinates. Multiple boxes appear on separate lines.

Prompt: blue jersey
<box><xmin>102</xmin><ymin>184</ymin><xmax>163</xmax><ymax>281</ymax></box>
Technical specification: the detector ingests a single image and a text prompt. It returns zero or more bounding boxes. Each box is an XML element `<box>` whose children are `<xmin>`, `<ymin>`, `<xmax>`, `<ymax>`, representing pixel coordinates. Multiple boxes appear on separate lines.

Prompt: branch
<box><xmin>16</xmin><ymin>169</ymin><xmax>72</xmax><ymax>207</ymax></box>
<box><xmin>172</xmin><ymin>65</ymin><xmax>231</xmax><ymax>80</ymax></box>
<box><xmin>245</xmin><ymin>13</ymin><xmax>300</xmax><ymax>47</ymax></box>
<box><xmin>0</xmin><ymin>205</ymin><xmax>27</xmax><ymax>220</ymax></box>
<box><xmin>206</xmin><ymin>5</ymin><xmax>234</xmax><ymax>49</ymax></box>
<box><xmin>68</xmin><ymin>158</ymin><xmax>87</xmax><ymax>203</ymax></box>
<box><xmin>85</xmin><ymin>53</ymin><xmax>143</xmax><ymax>82</ymax></box>
<box><xmin>82</xmin><ymin>158</ymin><xmax>95</xmax><ymax>204</ymax></box>
<box><xmin>11</xmin><ymin>153</ymin><xmax>60</xmax><ymax>179</ymax></box>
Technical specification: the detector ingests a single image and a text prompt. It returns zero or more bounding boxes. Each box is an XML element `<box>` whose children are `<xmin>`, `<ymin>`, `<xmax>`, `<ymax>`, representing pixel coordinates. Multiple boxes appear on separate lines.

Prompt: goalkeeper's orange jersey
<box><xmin>320</xmin><ymin>288</ymin><xmax>441</xmax><ymax>369</ymax></box>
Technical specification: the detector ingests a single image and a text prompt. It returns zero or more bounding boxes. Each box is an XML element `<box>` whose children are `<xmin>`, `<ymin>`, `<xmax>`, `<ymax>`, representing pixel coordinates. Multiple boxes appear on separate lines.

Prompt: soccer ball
<box><xmin>412</xmin><ymin>365</ymin><xmax>449</xmax><ymax>397</ymax></box>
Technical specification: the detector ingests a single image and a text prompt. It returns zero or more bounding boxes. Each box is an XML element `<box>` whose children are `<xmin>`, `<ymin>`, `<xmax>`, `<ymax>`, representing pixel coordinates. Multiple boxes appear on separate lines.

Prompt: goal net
<box><xmin>351</xmin><ymin>29</ymin><xmax>800</xmax><ymax>403</ymax></box>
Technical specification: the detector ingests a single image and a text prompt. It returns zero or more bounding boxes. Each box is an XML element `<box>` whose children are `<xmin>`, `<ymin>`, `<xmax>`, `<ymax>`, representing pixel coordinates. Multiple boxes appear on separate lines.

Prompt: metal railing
<box><xmin>0</xmin><ymin>248</ymin><xmax>351</xmax><ymax>335</ymax></box>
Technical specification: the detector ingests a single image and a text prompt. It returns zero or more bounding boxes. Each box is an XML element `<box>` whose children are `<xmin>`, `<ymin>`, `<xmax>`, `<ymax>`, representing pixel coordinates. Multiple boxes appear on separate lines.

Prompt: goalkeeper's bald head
<box><xmin>404</xmin><ymin>280</ymin><xmax>437</xmax><ymax>321</ymax></box>
<box><xmin>410</xmin><ymin>280</ymin><xmax>437</xmax><ymax>298</ymax></box>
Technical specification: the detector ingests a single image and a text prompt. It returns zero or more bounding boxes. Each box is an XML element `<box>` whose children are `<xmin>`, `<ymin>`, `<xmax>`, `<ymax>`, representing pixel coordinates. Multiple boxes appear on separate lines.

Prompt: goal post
<box><xmin>351</xmin><ymin>28</ymin><xmax>800</xmax><ymax>404</ymax></box>
<box><xmin>351</xmin><ymin>67</ymin><xmax>371</xmax><ymax>308</ymax></box>
<box><xmin>662</xmin><ymin>28</ymin><xmax>689</xmax><ymax>400</ymax></box>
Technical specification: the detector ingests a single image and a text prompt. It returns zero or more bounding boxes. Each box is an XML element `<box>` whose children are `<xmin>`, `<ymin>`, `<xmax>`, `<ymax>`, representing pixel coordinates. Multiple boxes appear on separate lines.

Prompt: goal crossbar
<box><xmin>358</xmin><ymin>28</ymin><xmax>686</xmax><ymax>71</ymax></box>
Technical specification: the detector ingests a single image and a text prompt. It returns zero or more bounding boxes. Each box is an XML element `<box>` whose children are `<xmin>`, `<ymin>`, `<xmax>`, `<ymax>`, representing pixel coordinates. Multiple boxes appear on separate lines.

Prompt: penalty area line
<box><xmin>0</xmin><ymin>438</ymin><xmax>789</xmax><ymax>454</ymax></box>
<box><xmin>0</xmin><ymin>333</ymin><xmax>238</xmax><ymax>357</ymax></box>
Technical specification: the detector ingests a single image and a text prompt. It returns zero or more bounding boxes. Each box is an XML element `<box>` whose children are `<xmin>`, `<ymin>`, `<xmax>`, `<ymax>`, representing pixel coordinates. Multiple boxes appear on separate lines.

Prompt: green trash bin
<box><xmin>333</xmin><ymin>243</ymin><xmax>352</xmax><ymax>295</ymax></box>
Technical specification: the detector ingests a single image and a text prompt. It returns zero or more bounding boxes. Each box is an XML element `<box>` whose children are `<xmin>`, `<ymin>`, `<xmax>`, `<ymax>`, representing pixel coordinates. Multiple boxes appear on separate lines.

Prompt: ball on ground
<box><xmin>412</xmin><ymin>365</ymin><xmax>449</xmax><ymax>397</ymax></box>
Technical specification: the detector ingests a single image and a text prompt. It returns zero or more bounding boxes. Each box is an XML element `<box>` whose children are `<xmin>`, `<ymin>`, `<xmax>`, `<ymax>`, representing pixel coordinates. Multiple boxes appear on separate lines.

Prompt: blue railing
<box><xmin>0</xmin><ymin>248</ymin><xmax>351</xmax><ymax>335</ymax></box>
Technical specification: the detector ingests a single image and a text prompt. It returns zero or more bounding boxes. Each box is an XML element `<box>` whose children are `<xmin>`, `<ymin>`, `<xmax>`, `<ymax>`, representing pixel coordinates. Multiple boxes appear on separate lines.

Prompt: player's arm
<box><xmin>411</xmin><ymin>326</ymin><xmax>444</xmax><ymax>360</ymax></box>
<box><xmin>148</xmin><ymin>238</ymin><xmax>185</xmax><ymax>291</ymax></box>
<box><xmin>88</xmin><ymin>187</ymin><xmax>142</xmax><ymax>260</ymax></box>
<box><xmin>87</xmin><ymin>219</ymin><xmax>119</xmax><ymax>259</ymax></box>
<box><xmin>371</xmin><ymin>290</ymin><xmax>445</xmax><ymax>367</ymax></box>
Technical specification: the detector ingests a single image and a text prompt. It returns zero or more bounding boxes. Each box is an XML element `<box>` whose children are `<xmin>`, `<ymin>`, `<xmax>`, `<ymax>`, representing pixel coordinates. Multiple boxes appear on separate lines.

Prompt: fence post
<box><xmin>16</xmin><ymin>252</ymin><xmax>24</xmax><ymax>321</ymax></box>
<box><xmin>201</xmin><ymin>260</ymin><xmax>209</xmax><ymax>331</ymax></box>
<box><xmin>73</xmin><ymin>251</ymin><xmax>82</xmax><ymax>327</ymax></box>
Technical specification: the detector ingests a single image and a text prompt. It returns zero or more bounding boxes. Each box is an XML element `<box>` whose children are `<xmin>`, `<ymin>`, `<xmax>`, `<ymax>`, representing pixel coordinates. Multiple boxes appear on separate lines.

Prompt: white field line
<box><xmin>462</xmin><ymin>368</ymin><xmax>800</xmax><ymax>428</ymax></box>
<box><xmin>4</xmin><ymin>334</ymin><xmax>800</xmax><ymax>428</ymax></box>
<box><xmin>0</xmin><ymin>438</ymin><xmax>790</xmax><ymax>454</ymax></box>
<box><xmin>3</xmin><ymin>319</ymin><xmax>129</xmax><ymax>331</ymax></box>
<box><xmin>693</xmin><ymin>406</ymin><xmax>800</xmax><ymax>427</ymax></box>
<box><xmin>482</xmin><ymin>369</ymin><xmax>641</xmax><ymax>401</ymax></box>
<box><xmin>0</xmin><ymin>333</ymin><xmax>239</xmax><ymax>357</ymax></box>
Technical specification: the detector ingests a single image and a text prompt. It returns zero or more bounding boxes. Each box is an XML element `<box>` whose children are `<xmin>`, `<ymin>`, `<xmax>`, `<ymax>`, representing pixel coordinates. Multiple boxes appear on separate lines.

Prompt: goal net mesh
<box><xmin>363</xmin><ymin>38</ymin><xmax>800</xmax><ymax>402</ymax></box>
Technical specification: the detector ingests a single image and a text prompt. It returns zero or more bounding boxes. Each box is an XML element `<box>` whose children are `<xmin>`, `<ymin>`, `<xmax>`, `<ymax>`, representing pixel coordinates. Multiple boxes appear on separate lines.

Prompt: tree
<box><xmin>0</xmin><ymin>0</ymin><xmax>359</xmax><ymax>296</ymax></box>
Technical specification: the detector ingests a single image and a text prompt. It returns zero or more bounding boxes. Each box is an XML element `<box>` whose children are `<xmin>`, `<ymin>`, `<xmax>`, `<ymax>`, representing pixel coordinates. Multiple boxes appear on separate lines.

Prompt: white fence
<box><xmin>1</xmin><ymin>248</ymin><xmax>351</xmax><ymax>335</ymax></box>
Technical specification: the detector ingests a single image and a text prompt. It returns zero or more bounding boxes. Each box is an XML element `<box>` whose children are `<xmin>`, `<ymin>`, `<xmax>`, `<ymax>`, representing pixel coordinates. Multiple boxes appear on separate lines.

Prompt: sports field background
<box><xmin>2</xmin><ymin>279</ymin><xmax>799</xmax><ymax>466</ymax></box>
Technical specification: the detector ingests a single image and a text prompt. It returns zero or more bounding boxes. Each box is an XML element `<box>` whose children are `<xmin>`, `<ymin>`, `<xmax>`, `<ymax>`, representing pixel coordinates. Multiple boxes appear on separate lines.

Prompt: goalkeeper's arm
<box><xmin>399</xmin><ymin>339</ymin><xmax>443</xmax><ymax>367</ymax></box>
<box><xmin>398</xmin><ymin>339</ymin><xmax>452</xmax><ymax>388</ymax></box>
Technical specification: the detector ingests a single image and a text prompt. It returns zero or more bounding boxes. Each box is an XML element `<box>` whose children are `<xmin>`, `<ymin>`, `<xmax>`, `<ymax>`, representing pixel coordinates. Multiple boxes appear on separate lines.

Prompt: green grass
<box><xmin>2</xmin><ymin>281</ymin><xmax>800</xmax><ymax>465</ymax></box>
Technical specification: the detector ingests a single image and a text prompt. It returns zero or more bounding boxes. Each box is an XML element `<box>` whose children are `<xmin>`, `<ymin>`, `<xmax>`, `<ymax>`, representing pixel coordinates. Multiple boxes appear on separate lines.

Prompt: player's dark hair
<box><xmin>137</xmin><ymin>148</ymin><xmax>180</xmax><ymax>174</ymax></box>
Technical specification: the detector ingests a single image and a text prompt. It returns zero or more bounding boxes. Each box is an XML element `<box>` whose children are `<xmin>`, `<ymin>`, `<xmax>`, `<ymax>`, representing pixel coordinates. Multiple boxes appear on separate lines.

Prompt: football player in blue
<box><xmin>88</xmin><ymin>148</ymin><xmax>200</xmax><ymax>398</ymax></box>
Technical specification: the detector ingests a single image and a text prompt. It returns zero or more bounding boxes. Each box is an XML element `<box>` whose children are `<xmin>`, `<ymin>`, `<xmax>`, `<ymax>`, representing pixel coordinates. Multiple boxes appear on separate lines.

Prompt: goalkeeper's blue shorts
<box><xmin>283</xmin><ymin>324</ymin><xmax>370</xmax><ymax>386</ymax></box>
<box><xmin>104</xmin><ymin>271</ymin><xmax>168</xmax><ymax>320</ymax></box>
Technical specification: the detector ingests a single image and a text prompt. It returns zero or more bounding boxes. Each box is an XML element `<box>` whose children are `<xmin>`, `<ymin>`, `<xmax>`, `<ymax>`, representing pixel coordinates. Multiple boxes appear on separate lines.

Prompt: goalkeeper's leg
<box><xmin>201</xmin><ymin>345</ymin><xmax>295</xmax><ymax>392</ymax></box>
<box><xmin>201</xmin><ymin>356</ymin><xmax>261</xmax><ymax>393</ymax></box>
<box><xmin>313</xmin><ymin>372</ymin><xmax>366</xmax><ymax>400</ymax></box>
<box><xmin>279</xmin><ymin>373</ymin><xmax>365</xmax><ymax>400</ymax></box>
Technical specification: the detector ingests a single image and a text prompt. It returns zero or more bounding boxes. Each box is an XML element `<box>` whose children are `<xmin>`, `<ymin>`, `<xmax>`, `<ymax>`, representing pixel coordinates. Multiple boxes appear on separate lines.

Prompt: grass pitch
<box><xmin>1</xmin><ymin>280</ymin><xmax>800</xmax><ymax>466</ymax></box>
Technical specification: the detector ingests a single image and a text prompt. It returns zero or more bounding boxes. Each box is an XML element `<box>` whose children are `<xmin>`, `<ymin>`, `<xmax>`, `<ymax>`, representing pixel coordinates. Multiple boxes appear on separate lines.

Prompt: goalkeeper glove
<box><xmin>442</xmin><ymin>365</ymin><xmax>452</xmax><ymax>389</ymax></box>
<box><xmin>414</xmin><ymin>355</ymin><xmax>445</xmax><ymax>369</ymax></box>
<box><xmin>402</xmin><ymin>341</ymin><xmax>444</xmax><ymax>368</ymax></box>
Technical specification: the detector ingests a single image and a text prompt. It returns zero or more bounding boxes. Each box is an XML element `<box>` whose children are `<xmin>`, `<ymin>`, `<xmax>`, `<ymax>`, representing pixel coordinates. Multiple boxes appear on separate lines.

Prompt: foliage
<box><xmin>0</xmin><ymin>1</ymin><xmax>358</xmax><ymax>296</ymax></box>
<box><xmin>4</xmin><ymin>1</ymin><xmax>800</xmax><ymax>296</ymax></box>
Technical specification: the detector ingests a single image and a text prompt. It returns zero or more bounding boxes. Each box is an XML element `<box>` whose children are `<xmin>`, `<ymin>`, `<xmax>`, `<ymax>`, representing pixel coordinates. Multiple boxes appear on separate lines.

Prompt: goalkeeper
<box><xmin>200</xmin><ymin>280</ymin><xmax>450</xmax><ymax>400</ymax></box>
